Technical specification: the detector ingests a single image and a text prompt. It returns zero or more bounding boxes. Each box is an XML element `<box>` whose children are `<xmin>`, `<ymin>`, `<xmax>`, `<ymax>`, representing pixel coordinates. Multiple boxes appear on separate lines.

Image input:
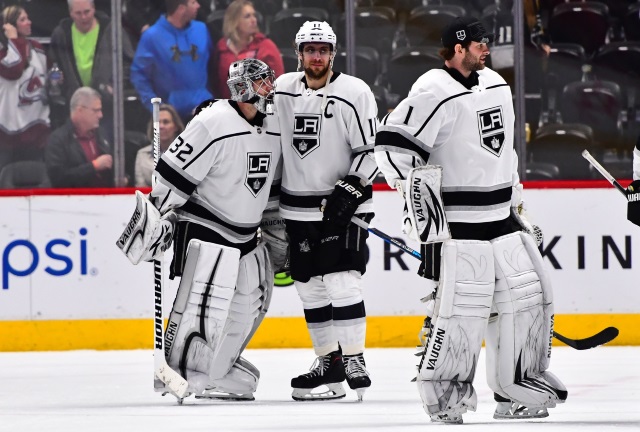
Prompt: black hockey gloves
<box><xmin>322</xmin><ymin>175</ymin><xmax>366</xmax><ymax>232</ymax></box>
<box><xmin>627</xmin><ymin>180</ymin><xmax>640</xmax><ymax>227</ymax></box>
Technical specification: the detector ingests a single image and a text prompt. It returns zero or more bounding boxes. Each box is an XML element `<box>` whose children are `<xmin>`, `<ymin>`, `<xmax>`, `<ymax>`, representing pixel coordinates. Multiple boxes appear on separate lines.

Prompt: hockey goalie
<box><xmin>116</xmin><ymin>59</ymin><xmax>287</xmax><ymax>401</ymax></box>
<box><xmin>373</xmin><ymin>16</ymin><xmax>567</xmax><ymax>424</ymax></box>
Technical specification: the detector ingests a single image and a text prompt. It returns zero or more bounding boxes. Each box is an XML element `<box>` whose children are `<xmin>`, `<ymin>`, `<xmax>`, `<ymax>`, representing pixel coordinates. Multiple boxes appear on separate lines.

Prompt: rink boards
<box><xmin>0</xmin><ymin>184</ymin><xmax>638</xmax><ymax>351</ymax></box>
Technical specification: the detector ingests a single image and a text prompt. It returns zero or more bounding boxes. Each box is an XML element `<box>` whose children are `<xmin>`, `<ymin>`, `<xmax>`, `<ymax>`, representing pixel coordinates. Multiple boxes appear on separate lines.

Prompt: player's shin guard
<box><xmin>486</xmin><ymin>232</ymin><xmax>567</xmax><ymax>411</ymax></box>
<box><xmin>416</xmin><ymin>240</ymin><xmax>495</xmax><ymax>419</ymax></box>
<box><xmin>164</xmin><ymin>240</ymin><xmax>273</xmax><ymax>397</ymax></box>
<box><xmin>295</xmin><ymin>277</ymin><xmax>338</xmax><ymax>356</ymax></box>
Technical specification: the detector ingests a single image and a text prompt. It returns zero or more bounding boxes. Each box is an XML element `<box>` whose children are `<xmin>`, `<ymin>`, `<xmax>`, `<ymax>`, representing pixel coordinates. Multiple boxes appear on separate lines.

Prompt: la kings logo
<box><xmin>245</xmin><ymin>152</ymin><xmax>271</xmax><ymax>197</ymax></box>
<box><xmin>292</xmin><ymin>114</ymin><xmax>321</xmax><ymax>158</ymax></box>
<box><xmin>477</xmin><ymin>106</ymin><xmax>505</xmax><ymax>157</ymax></box>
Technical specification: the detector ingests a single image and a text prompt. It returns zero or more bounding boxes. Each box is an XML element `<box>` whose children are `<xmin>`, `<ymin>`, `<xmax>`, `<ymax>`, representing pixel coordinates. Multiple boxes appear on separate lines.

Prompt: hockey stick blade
<box><xmin>552</xmin><ymin>326</ymin><xmax>619</xmax><ymax>350</ymax></box>
<box><xmin>351</xmin><ymin>216</ymin><xmax>620</xmax><ymax>351</ymax></box>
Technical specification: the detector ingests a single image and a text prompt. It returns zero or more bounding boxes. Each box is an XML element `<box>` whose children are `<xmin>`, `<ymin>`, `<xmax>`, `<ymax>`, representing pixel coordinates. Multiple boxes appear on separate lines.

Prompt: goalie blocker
<box><xmin>116</xmin><ymin>190</ymin><xmax>176</xmax><ymax>264</ymax></box>
<box><xmin>161</xmin><ymin>239</ymin><xmax>273</xmax><ymax>400</ymax></box>
<box><xmin>404</xmin><ymin>166</ymin><xmax>451</xmax><ymax>244</ymax></box>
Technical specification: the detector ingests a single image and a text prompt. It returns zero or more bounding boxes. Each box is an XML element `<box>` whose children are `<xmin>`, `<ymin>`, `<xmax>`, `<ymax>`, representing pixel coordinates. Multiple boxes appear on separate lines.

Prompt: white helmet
<box><xmin>295</xmin><ymin>21</ymin><xmax>337</xmax><ymax>52</ymax></box>
<box><xmin>227</xmin><ymin>58</ymin><xmax>275</xmax><ymax>115</ymax></box>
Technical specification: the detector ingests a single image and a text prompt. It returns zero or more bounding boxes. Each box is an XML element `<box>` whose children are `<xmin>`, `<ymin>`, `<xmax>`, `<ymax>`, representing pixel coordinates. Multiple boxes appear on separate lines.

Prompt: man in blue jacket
<box><xmin>130</xmin><ymin>0</ymin><xmax>213</xmax><ymax>121</ymax></box>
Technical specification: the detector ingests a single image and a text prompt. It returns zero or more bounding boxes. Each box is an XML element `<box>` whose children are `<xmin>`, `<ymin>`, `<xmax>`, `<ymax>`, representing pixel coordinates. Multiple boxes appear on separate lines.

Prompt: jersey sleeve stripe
<box><xmin>414</xmin><ymin>91</ymin><xmax>472</xmax><ymax>137</ymax></box>
<box><xmin>155</xmin><ymin>158</ymin><xmax>198</xmax><ymax>197</ymax></box>
<box><xmin>375</xmin><ymin>130</ymin><xmax>430</xmax><ymax>163</ymax></box>
<box><xmin>352</xmin><ymin>144</ymin><xmax>375</xmax><ymax>154</ymax></box>
<box><xmin>382</xmin><ymin>150</ymin><xmax>405</xmax><ymax>180</ymax></box>
<box><xmin>183</xmin><ymin>131</ymin><xmax>252</xmax><ymax>170</ymax></box>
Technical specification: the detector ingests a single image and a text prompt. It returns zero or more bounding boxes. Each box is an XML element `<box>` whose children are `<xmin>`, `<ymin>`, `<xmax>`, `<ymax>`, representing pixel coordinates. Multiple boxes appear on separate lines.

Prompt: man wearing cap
<box><xmin>374</xmin><ymin>17</ymin><xmax>567</xmax><ymax>423</ymax></box>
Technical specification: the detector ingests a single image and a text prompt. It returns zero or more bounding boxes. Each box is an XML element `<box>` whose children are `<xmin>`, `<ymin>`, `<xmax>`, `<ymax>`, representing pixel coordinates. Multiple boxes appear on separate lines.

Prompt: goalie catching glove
<box><xmin>321</xmin><ymin>175</ymin><xmax>366</xmax><ymax>232</ymax></box>
<box><xmin>115</xmin><ymin>190</ymin><xmax>176</xmax><ymax>264</ymax></box>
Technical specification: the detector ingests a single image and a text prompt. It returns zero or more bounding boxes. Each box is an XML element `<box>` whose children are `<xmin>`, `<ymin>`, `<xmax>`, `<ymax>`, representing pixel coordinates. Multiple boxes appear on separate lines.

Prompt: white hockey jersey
<box><xmin>274</xmin><ymin>71</ymin><xmax>379</xmax><ymax>221</ymax></box>
<box><xmin>375</xmin><ymin>67</ymin><xmax>519</xmax><ymax>223</ymax></box>
<box><xmin>151</xmin><ymin>100</ymin><xmax>282</xmax><ymax>244</ymax></box>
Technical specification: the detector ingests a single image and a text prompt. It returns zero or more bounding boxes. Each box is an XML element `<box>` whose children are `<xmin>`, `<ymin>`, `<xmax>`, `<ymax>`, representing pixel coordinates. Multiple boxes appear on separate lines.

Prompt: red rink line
<box><xmin>0</xmin><ymin>179</ymin><xmax>631</xmax><ymax>197</ymax></box>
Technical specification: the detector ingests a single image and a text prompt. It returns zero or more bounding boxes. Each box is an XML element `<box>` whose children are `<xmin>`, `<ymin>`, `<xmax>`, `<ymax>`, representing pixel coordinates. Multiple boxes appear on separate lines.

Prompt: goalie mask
<box><xmin>295</xmin><ymin>21</ymin><xmax>337</xmax><ymax>71</ymax></box>
<box><xmin>227</xmin><ymin>58</ymin><xmax>275</xmax><ymax>115</ymax></box>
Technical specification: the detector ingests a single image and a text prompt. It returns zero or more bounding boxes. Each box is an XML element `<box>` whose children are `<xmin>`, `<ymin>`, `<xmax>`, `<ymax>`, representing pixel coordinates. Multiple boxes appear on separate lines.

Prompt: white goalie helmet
<box><xmin>227</xmin><ymin>58</ymin><xmax>275</xmax><ymax>115</ymax></box>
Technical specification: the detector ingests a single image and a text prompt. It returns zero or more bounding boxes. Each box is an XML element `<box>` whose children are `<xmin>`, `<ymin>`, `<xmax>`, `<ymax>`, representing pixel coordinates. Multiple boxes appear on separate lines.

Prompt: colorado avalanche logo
<box><xmin>245</xmin><ymin>152</ymin><xmax>271</xmax><ymax>197</ymax></box>
<box><xmin>18</xmin><ymin>69</ymin><xmax>46</xmax><ymax>106</ymax></box>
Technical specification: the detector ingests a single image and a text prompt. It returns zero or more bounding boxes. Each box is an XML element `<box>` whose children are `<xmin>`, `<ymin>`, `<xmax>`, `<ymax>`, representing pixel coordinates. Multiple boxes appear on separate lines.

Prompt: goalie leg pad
<box><xmin>417</xmin><ymin>240</ymin><xmax>495</xmax><ymax>416</ymax></box>
<box><xmin>163</xmin><ymin>240</ymin><xmax>272</xmax><ymax>395</ymax></box>
<box><xmin>486</xmin><ymin>231</ymin><xmax>566</xmax><ymax>408</ymax></box>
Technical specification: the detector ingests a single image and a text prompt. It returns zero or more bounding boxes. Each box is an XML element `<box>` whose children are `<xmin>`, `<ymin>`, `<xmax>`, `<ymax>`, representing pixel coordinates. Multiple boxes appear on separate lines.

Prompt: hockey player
<box><xmin>274</xmin><ymin>21</ymin><xmax>379</xmax><ymax>401</ymax></box>
<box><xmin>117</xmin><ymin>58</ymin><xmax>283</xmax><ymax>401</ymax></box>
<box><xmin>374</xmin><ymin>17</ymin><xmax>567</xmax><ymax>423</ymax></box>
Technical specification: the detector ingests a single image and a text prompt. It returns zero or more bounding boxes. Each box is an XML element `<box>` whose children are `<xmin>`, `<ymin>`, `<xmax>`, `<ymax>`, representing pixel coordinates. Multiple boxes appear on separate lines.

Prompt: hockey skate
<box><xmin>343</xmin><ymin>353</ymin><xmax>371</xmax><ymax>401</ymax></box>
<box><xmin>195</xmin><ymin>388</ymin><xmax>255</xmax><ymax>401</ymax></box>
<box><xmin>430</xmin><ymin>412</ymin><xmax>464</xmax><ymax>424</ymax></box>
<box><xmin>291</xmin><ymin>350</ymin><xmax>346</xmax><ymax>401</ymax></box>
<box><xmin>493</xmin><ymin>393</ymin><xmax>550</xmax><ymax>419</ymax></box>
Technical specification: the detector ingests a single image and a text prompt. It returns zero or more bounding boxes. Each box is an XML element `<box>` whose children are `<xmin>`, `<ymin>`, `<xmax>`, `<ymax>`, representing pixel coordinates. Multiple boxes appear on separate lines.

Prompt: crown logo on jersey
<box><xmin>299</xmin><ymin>239</ymin><xmax>311</xmax><ymax>253</ymax></box>
<box><xmin>477</xmin><ymin>106</ymin><xmax>506</xmax><ymax>157</ymax></box>
<box><xmin>299</xmin><ymin>140</ymin><xmax>308</xmax><ymax>152</ymax></box>
<box><xmin>245</xmin><ymin>153</ymin><xmax>271</xmax><ymax>197</ymax></box>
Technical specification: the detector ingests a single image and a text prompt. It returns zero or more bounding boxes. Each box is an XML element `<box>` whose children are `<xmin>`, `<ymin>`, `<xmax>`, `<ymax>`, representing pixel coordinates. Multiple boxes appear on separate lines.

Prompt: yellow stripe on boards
<box><xmin>0</xmin><ymin>314</ymin><xmax>638</xmax><ymax>352</ymax></box>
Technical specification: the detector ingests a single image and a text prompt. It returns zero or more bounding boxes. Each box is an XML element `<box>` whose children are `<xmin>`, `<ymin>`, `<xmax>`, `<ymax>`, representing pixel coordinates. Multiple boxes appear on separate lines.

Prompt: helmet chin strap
<box><xmin>320</xmin><ymin>53</ymin><xmax>335</xmax><ymax>112</ymax></box>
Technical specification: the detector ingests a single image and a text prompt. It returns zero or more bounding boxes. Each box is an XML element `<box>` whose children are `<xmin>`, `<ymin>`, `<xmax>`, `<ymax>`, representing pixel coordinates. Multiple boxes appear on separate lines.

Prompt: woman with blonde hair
<box><xmin>134</xmin><ymin>103</ymin><xmax>184</xmax><ymax>187</ymax></box>
<box><xmin>213</xmin><ymin>0</ymin><xmax>284</xmax><ymax>99</ymax></box>
<box><xmin>0</xmin><ymin>5</ymin><xmax>50</xmax><ymax>174</ymax></box>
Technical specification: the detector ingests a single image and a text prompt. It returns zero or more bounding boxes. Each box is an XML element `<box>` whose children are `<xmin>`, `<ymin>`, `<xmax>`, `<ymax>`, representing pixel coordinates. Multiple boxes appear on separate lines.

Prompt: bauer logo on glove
<box><xmin>116</xmin><ymin>190</ymin><xmax>177</xmax><ymax>265</ymax></box>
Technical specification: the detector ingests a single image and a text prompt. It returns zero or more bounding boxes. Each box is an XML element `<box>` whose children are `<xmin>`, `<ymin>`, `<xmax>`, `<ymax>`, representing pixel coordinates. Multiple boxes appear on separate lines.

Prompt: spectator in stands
<box><xmin>49</xmin><ymin>0</ymin><xmax>135</xmax><ymax>133</ymax></box>
<box><xmin>124</xmin><ymin>0</ymin><xmax>211</xmax><ymax>42</ymax></box>
<box><xmin>130</xmin><ymin>0</ymin><xmax>214</xmax><ymax>121</ymax></box>
<box><xmin>0</xmin><ymin>5</ymin><xmax>50</xmax><ymax>173</ymax></box>
<box><xmin>134</xmin><ymin>103</ymin><xmax>183</xmax><ymax>187</ymax></box>
<box><xmin>213</xmin><ymin>0</ymin><xmax>283</xmax><ymax>99</ymax></box>
<box><xmin>45</xmin><ymin>86</ymin><xmax>113</xmax><ymax>187</ymax></box>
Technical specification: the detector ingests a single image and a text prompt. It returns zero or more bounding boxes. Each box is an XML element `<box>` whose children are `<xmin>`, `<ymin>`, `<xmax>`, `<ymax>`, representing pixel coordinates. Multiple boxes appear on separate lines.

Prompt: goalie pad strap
<box><xmin>417</xmin><ymin>240</ymin><xmax>494</xmax><ymax>415</ymax></box>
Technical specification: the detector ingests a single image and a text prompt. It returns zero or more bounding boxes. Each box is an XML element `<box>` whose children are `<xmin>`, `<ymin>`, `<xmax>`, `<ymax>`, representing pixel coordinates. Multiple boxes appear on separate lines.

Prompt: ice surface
<box><xmin>1</xmin><ymin>347</ymin><xmax>639</xmax><ymax>431</ymax></box>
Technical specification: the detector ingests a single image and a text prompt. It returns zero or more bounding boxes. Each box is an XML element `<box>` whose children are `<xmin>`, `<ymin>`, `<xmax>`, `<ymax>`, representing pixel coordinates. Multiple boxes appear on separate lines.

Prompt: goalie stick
<box><xmin>350</xmin><ymin>216</ymin><xmax>619</xmax><ymax>350</ymax></box>
<box><xmin>151</xmin><ymin>97</ymin><xmax>188</xmax><ymax>398</ymax></box>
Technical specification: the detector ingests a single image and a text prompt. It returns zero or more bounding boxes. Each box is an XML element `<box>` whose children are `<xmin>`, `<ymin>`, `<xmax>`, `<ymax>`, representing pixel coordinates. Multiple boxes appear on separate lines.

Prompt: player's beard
<box><xmin>304</xmin><ymin>62</ymin><xmax>330</xmax><ymax>80</ymax></box>
<box><xmin>462</xmin><ymin>50</ymin><xmax>485</xmax><ymax>72</ymax></box>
